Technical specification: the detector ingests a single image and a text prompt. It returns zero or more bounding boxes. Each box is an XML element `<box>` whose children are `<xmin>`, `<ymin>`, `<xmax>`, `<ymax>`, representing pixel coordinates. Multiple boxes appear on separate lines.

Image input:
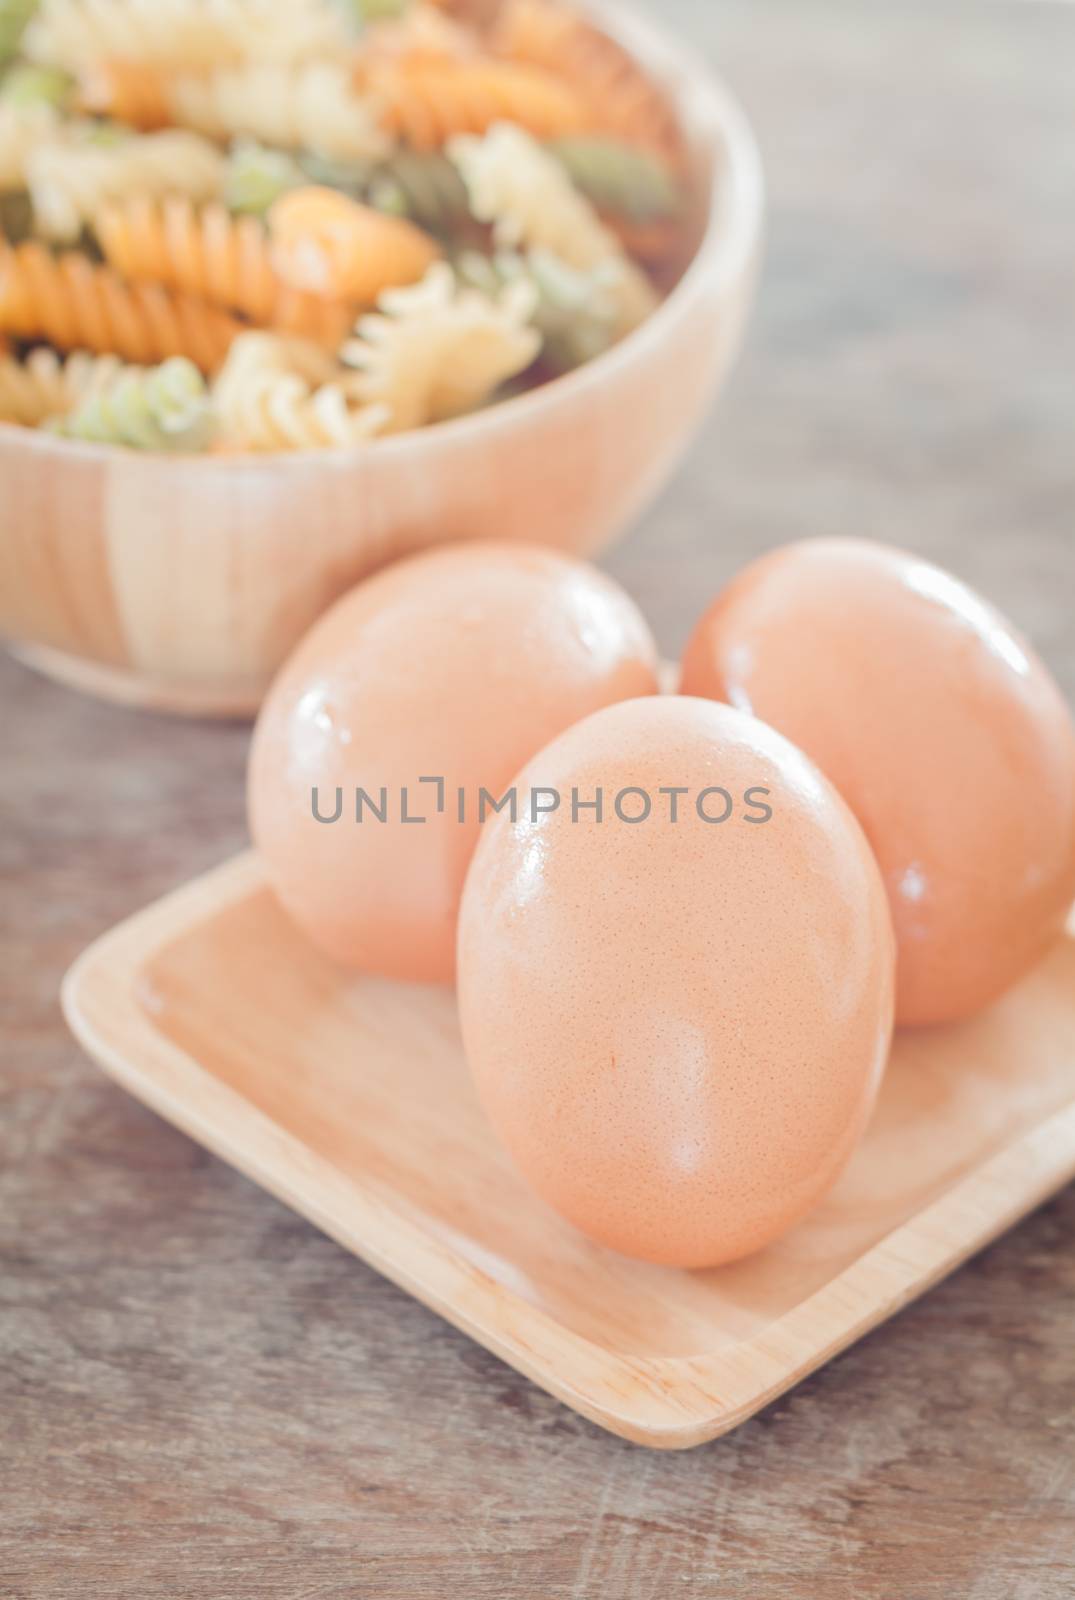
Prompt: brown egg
<box><xmin>457</xmin><ymin>696</ymin><xmax>895</xmax><ymax>1268</ymax></box>
<box><xmin>682</xmin><ymin>538</ymin><xmax>1075</xmax><ymax>1025</ymax></box>
<box><xmin>248</xmin><ymin>542</ymin><xmax>659</xmax><ymax>983</ymax></box>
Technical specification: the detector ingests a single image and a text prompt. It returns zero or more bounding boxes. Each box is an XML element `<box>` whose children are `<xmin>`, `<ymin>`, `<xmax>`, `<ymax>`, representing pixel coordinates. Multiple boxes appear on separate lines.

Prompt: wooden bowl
<box><xmin>0</xmin><ymin>2</ymin><xmax>763</xmax><ymax>716</ymax></box>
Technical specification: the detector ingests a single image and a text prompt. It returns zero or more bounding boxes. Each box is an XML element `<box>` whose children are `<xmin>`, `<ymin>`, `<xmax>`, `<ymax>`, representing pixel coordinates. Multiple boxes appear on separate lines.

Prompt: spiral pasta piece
<box><xmin>0</xmin><ymin>240</ymin><xmax>241</xmax><ymax>369</ymax></box>
<box><xmin>0</xmin><ymin>345</ymin><xmax>120</xmax><ymax>424</ymax></box>
<box><xmin>456</xmin><ymin>246</ymin><xmax>620</xmax><ymax>373</ymax></box>
<box><xmin>548</xmin><ymin>136</ymin><xmax>682</xmax><ymax>224</ymax></box>
<box><xmin>83</xmin><ymin>59</ymin><xmax>390</xmax><ymax>163</ymax></box>
<box><xmin>493</xmin><ymin>0</ymin><xmax>684</xmax><ymax>165</ymax></box>
<box><xmin>1</xmin><ymin>61</ymin><xmax>73</xmax><ymax>109</ymax></box>
<box><xmin>214</xmin><ymin>330</ymin><xmax>387</xmax><ymax>451</ymax></box>
<box><xmin>367</xmin><ymin>149</ymin><xmax>471</xmax><ymax>235</ymax></box>
<box><xmin>449</xmin><ymin>122</ymin><xmax>657</xmax><ymax>333</ymax></box>
<box><xmin>25</xmin><ymin>126</ymin><xmax>225</xmax><ymax>243</ymax></box>
<box><xmin>51</xmin><ymin>355</ymin><xmax>215</xmax><ymax>449</ymax></box>
<box><xmin>268</xmin><ymin>186</ymin><xmax>441</xmax><ymax>304</ymax></box>
<box><xmin>223</xmin><ymin>139</ymin><xmax>306</xmax><ymax>218</ymax></box>
<box><xmin>0</xmin><ymin>101</ymin><xmax>60</xmax><ymax>190</ymax></box>
<box><xmin>95</xmin><ymin>196</ymin><xmax>354</xmax><ymax>344</ymax></box>
<box><xmin>363</xmin><ymin>56</ymin><xmax>587</xmax><ymax>150</ymax></box>
<box><xmin>355</xmin><ymin>3</ymin><xmax>474</xmax><ymax>68</ymax></box>
<box><xmin>340</xmin><ymin>259</ymin><xmax>540</xmax><ymax>432</ymax></box>
<box><xmin>26</xmin><ymin>0</ymin><xmax>353</xmax><ymax>71</ymax></box>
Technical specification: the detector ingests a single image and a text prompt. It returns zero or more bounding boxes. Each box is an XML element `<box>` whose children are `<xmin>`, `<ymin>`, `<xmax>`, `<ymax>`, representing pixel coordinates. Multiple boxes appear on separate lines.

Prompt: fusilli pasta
<box><xmin>268</xmin><ymin>186</ymin><xmax>441</xmax><ymax>303</ymax></box>
<box><xmin>83</xmin><ymin>59</ymin><xmax>391</xmax><ymax>163</ymax></box>
<box><xmin>340</xmin><ymin>259</ymin><xmax>539</xmax><ymax>431</ymax></box>
<box><xmin>223</xmin><ymin>139</ymin><xmax>306</xmax><ymax>218</ymax></box>
<box><xmin>95</xmin><ymin>196</ymin><xmax>354</xmax><ymax>344</ymax></box>
<box><xmin>25</xmin><ymin>0</ymin><xmax>353</xmax><ymax>71</ymax></box>
<box><xmin>1</xmin><ymin>60</ymin><xmax>72</xmax><ymax>107</ymax></box>
<box><xmin>51</xmin><ymin>354</ymin><xmax>215</xmax><ymax>449</ymax></box>
<box><xmin>363</xmin><ymin>57</ymin><xmax>587</xmax><ymax>150</ymax></box>
<box><xmin>25</xmin><ymin>125</ymin><xmax>225</xmax><ymax>243</ymax></box>
<box><xmin>367</xmin><ymin>150</ymin><xmax>471</xmax><ymax>235</ymax></box>
<box><xmin>493</xmin><ymin>0</ymin><xmax>684</xmax><ymax>166</ymax></box>
<box><xmin>356</xmin><ymin>3</ymin><xmax>474</xmax><ymax>67</ymax></box>
<box><xmin>456</xmin><ymin>246</ymin><xmax>620</xmax><ymax>372</ymax></box>
<box><xmin>449</xmin><ymin>122</ymin><xmax>657</xmax><ymax>333</ymax></box>
<box><xmin>214</xmin><ymin>330</ymin><xmax>387</xmax><ymax>450</ymax></box>
<box><xmin>0</xmin><ymin>240</ymin><xmax>241</xmax><ymax>368</ymax></box>
<box><xmin>0</xmin><ymin>99</ymin><xmax>59</xmax><ymax>189</ymax></box>
<box><xmin>0</xmin><ymin>0</ymin><xmax>689</xmax><ymax>452</ymax></box>
<box><xmin>0</xmin><ymin>344</ymin><xmax>118</xmax><ymax>424</ymax></box>
<box><xmin>549</xmin><ymin>136</ymin><xmax>682</xmax><ymax>225</ymax></box>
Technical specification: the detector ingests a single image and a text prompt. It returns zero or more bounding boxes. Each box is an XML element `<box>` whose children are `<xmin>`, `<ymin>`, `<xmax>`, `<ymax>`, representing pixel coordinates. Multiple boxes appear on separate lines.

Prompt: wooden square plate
<box><xmin>63</xmin><ymin>854</ymin><xmax>1075</xmax><ymax>1449</ymax></box>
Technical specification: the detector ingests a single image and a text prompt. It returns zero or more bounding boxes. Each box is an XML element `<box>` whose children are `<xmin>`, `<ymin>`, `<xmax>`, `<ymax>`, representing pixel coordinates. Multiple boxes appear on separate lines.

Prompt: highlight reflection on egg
<box><xmin>682</xmin><ymin>538</ymin><xmax>1075</xmax><ymax>1026</ymax></box>
<box><xmin>457</xmin><ymin>696</ymin><xmax>895</xmax><ymax>1269</ymax></box>
<box><xmin>248</xmin><ymin>542</ymin><xmax>659</xmax><ymax>983</ymax></box>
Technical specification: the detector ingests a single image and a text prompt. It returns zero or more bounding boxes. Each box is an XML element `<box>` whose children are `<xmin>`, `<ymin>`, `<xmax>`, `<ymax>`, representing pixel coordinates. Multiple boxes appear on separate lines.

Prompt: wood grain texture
<box><xmin>0</xmin><ymin>0</ymin><xmax>762</xmax><ymax>717</ymax></box>
<box><xmin>2</xmin><ymin>0</ymin><xmax>1074</xmax><ymax>1593</ymax></box>
<box><xmin>61</xmin><ymin>853</ymin><xmax>1075</xmax><ymax>1448</ymax></box>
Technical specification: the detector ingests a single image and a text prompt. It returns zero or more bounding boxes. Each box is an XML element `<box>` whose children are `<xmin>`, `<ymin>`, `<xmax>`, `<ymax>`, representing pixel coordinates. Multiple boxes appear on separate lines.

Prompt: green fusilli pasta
<box><xmin>223</xmin><ymin>139</ymin><xmax>306</xmax><ymax>217</ymax></box>
<box><xmin>548</xmin><ymin>136</ymin><xmax>682</xmax><ymax>224</ymax></box>
<box><xmin>0</xmin><ymin>61</ymin><xmax>72</xmax><ymax>107</ymax></box>
<box><xmin>367</xmin><ymin>150</ymin><xmax>471</xmax><ymax>237</ymax></box>
<box><xmin>50</xmin><ymin>356</ymin><xmax>216</xmax><ymax>450</ymax></box>
<box><xmin>456</xmin><ymin>246</ymin><xmax>620</xmax><ymax>373</ymax></box>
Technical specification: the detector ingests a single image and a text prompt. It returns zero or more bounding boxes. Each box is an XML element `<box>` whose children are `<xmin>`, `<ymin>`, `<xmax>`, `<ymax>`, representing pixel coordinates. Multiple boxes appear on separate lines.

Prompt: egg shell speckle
<box><xmin>457</xmin><ymin>695</ymin><xmax>895</xmax><ymax>1268</ymax></box>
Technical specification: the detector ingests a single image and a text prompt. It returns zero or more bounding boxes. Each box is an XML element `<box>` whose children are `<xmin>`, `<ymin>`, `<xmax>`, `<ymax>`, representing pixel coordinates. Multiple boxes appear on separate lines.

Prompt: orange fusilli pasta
<box><xmin>94</xmin><ymin>196</ymin><xmax>354</xmax><ymax>344</ymax></box>
<box><xmin>493</xmin><ymin>0</ymin><xmax>684</xmax><ymax>165</ymax></box>
<box><xmin>0</xmin><ymin>241</ymin><xmax>241</xmax><ymax>369</ymax></box>
<box><xmin>362</xmin><ymin>57</ymin><xmax>587</xmax><ymax>150</ymax></box>
<box><xmin>2</xmin><ymin>0</ymin><xmax>689</xmax><ymax>452</ymax></box>
<box><xmin>0</xmin><ymin>345</ymin><xmax>122</xmax><ymax>425</ymax></box>
<box><xmin>268</xmin><ymin>186</ymin><xmax>441</xmax><ymax>303</ymax></box>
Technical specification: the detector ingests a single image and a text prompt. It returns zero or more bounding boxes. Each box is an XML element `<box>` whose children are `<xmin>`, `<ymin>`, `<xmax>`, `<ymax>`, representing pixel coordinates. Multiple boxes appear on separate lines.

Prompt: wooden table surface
<box><xmin>3</xmin><ymin>1</ymin><xmax>1074</xmax><ymax>1594</ymax></box>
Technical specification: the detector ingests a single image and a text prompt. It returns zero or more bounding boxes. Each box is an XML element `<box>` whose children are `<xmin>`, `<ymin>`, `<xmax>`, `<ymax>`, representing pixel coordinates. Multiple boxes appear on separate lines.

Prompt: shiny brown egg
<box><xmin>457</xmin><ymin>695</ymin><xmax>895</xmax><ymax>1268</ymax></box>
<box><xmin>682</xmin><ymin>538</ymin><xmax>1075</xmax><ymax>1025</ymax></box>
<box><xmin>248</xmin><ymin>541</ymin><xmax>659</xmax><ymax>983</ymax></box>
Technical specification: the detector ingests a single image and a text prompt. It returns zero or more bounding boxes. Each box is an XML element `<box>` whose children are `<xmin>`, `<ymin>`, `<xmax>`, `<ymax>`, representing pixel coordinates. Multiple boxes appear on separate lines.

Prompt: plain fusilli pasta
<box><xmin>83</xmin><ymin>59</ymin><xmax>391</xmax><ymax>163</ymax></box>
<box><xmin>0</xmin><ymin>100</ymin><xmax>59</xmax><ymax>189</ymax></box>
<box><xmin>214</xmin><ymin>330</ymin><xmax>387</xmax><ymax>450</ymax></box>
<box><xmin>341</xmin><ymin>259</ymin><xmax>539</xmax><ymax>431</ymax></box>
<box><xmin>26</xmin><ymin>0</ymin><xmax>353</xmax><ymax>71</ymax></box>
<box><xmin>449</xmin><ymin>122</ymin><xmax>657</xmax><ymax>333</ymax></box>
<box><xmin>25</xmin><ymin>126</ymin><xmax>225</xmax><ymax>243</ymax></box>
